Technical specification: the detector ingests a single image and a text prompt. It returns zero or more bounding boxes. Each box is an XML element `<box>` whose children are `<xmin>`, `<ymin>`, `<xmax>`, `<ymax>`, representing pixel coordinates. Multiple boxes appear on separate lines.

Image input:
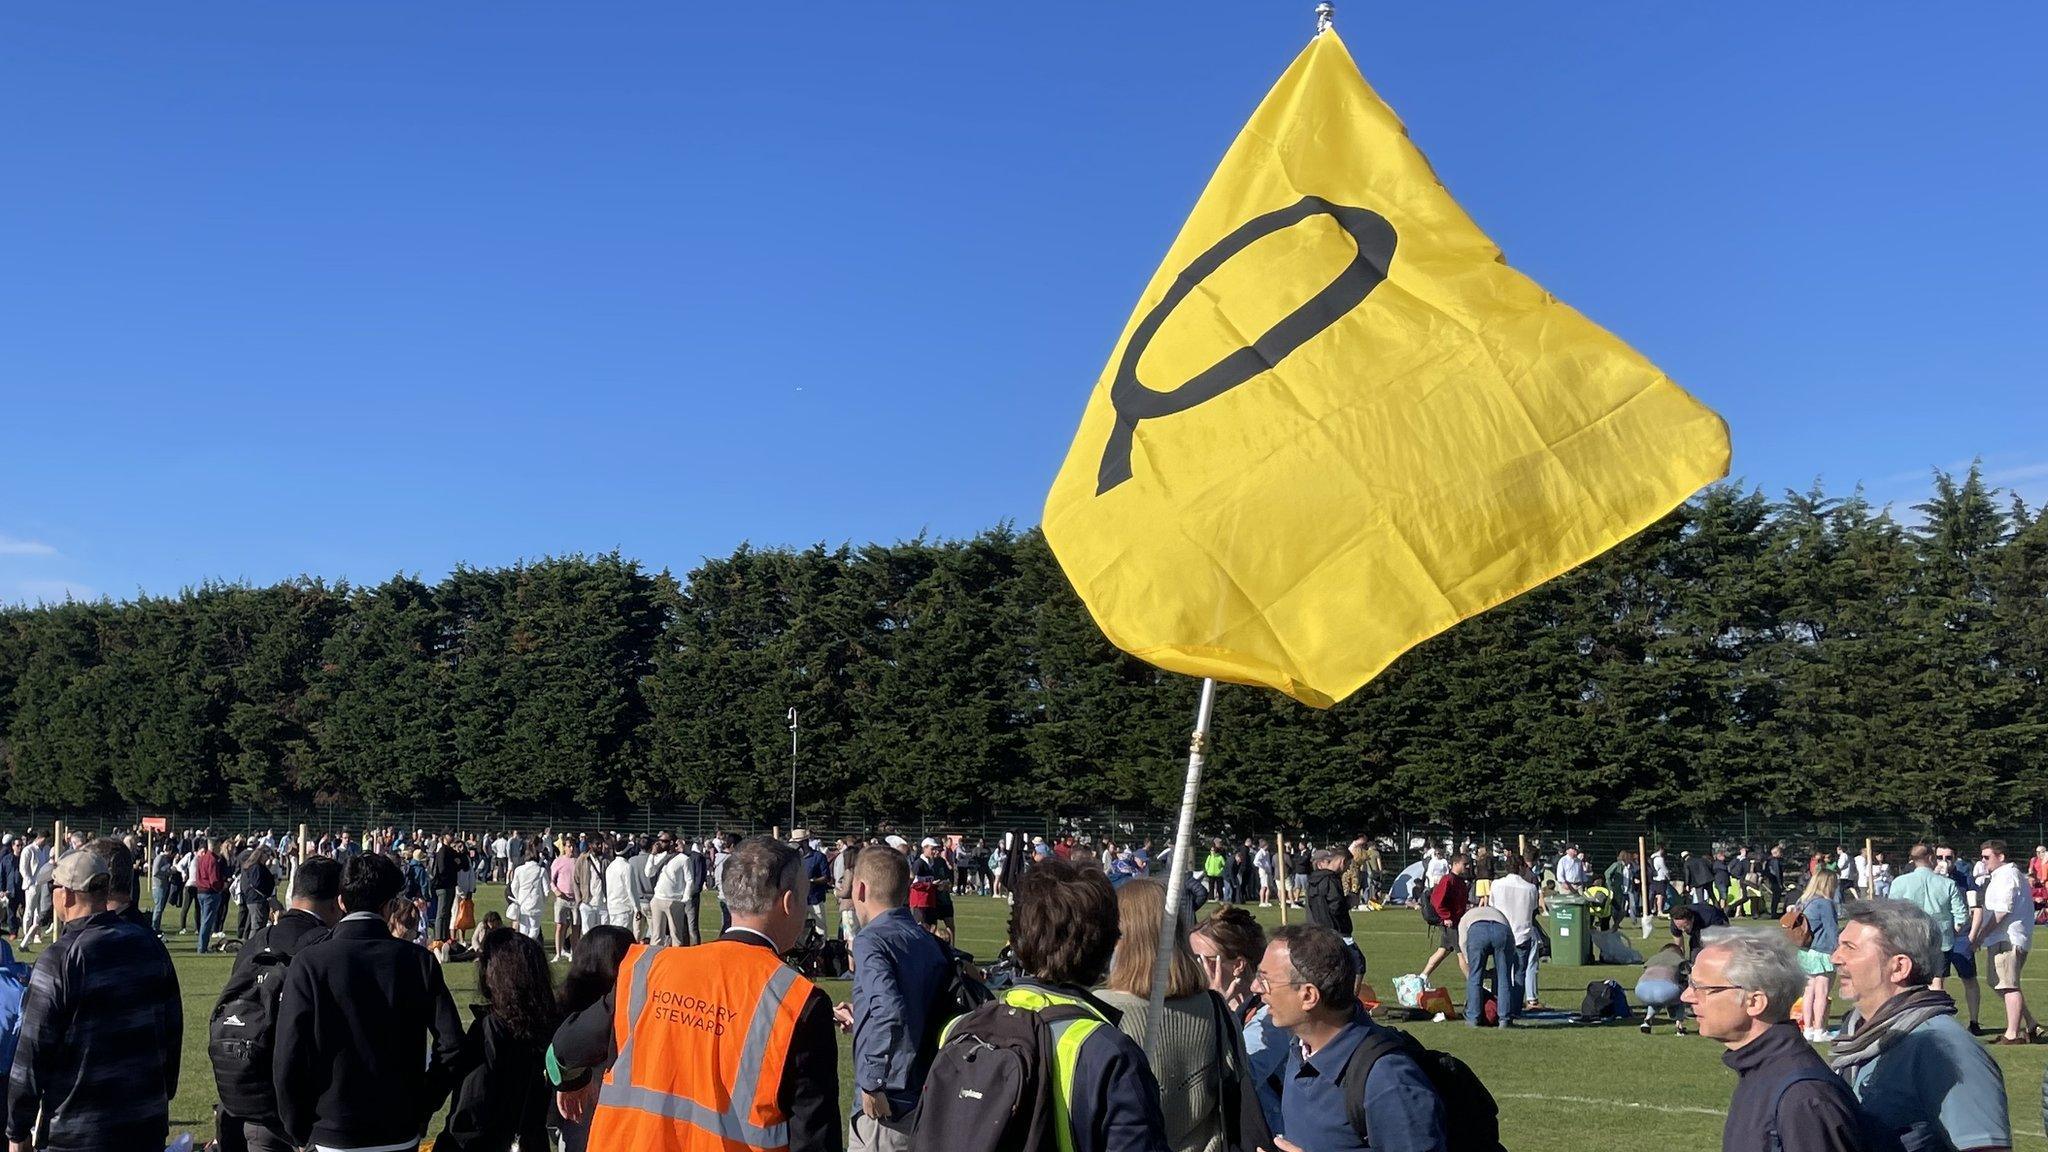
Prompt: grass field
<box><xmin>121</xmin><ymin>887</ymin><xmax>2048</xmax><ymax>1150</ymax></box>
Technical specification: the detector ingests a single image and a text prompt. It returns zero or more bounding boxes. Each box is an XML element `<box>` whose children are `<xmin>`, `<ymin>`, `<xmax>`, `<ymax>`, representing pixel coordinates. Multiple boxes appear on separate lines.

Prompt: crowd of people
<box><xmin>0</xmin><ymin>822</ymin><xmax>2041</xmax><ymax>1152</ymax></box>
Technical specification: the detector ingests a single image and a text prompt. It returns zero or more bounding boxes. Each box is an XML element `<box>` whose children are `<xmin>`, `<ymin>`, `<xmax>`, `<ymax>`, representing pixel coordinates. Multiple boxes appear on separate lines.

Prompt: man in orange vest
<box><xmin>550</xmin><ymin>835</ymin><xmax>842</xmax><ymax>1152</ymax></box>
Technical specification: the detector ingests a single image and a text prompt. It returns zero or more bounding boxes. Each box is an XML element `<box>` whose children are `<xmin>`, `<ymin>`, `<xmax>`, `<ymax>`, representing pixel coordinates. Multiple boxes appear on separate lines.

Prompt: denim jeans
<box><xmin>197</xmin><ymin>890</ymin><xmax>227</xmax><ymax>953</ymax></box>
<box><xmin>151</xmin><ymin>880</ymin><xmax>171</xmax><ymax>933</ymax></box>
<box><xmin>1517</xmin><ymin>937</ymin><xmax>1541</xmax><ymax>1006</ymax></box>
<box><xmin>1465</xmin><ymin>920</ymin><xmax>1519</xmax><ymax>1024</ymax></box>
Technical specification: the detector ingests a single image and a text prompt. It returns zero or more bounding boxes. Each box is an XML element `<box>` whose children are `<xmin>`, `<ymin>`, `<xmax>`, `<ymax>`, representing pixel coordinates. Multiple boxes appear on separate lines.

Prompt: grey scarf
<box><xmin>1827</xmin><ymin>987</ymin><xmax>1955</xmax><ymax>1071</ymax></box>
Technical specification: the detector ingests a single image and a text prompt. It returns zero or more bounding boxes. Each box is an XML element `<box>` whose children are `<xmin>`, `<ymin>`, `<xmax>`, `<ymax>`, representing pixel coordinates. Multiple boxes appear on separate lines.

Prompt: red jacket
<box><xmin>1430</xmin><ymin>873</ymin><xmax>1470</xmax><ymax>927</ymax></box>
<box><xmin>193</xmin><ymin>850</ymin><xmax>227</xmax><ymax>892</ymax></box>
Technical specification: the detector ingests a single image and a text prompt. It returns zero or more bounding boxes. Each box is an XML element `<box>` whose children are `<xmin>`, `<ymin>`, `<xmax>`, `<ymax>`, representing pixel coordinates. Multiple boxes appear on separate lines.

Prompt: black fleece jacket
<box><xmin>272</xmin><ymin>914</ymin><xmax>465</xmax><ymax>1148</ymax></box>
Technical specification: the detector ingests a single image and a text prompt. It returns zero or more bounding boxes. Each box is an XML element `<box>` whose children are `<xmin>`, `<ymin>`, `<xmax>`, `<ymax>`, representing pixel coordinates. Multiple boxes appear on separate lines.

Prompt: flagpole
<box><xmin>1143</xmin><ymin>0</ymin><xmax>1332</xmax><ymax>1059</ymax></box>
<box><xmin>1146</xmin><ymin>676</ymin><xmax>1218</xmax><ymax>1060</ymax></box>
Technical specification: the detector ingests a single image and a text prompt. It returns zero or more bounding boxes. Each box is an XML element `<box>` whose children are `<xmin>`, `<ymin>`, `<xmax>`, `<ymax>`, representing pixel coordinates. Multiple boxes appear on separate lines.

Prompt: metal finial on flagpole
<box><xmin>1315</xmin><ymin>2</ymin><xmax>1335</xmax><ymax>34</ymax></box>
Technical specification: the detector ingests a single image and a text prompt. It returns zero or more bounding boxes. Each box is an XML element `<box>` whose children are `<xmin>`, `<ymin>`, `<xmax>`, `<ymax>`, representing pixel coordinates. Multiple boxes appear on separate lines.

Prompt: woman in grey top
<box><xmin>1098</xmin><ymin>878</ymin><xmax>1263</xmax><ymax>1152</ymax></box>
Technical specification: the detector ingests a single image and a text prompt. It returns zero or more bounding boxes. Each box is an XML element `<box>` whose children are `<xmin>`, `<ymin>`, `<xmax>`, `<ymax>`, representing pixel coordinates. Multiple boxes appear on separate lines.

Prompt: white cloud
<box><xmin>1985</xmin><ymin>461</ymin><xmax>2048</xmax><ymax>487</ymax></box>
<box><xmin>0</xmin><ymin>579</ymin><xmax>98</xmax><ymax>607</ymax></box>
<box><xmin>0</xmin><ymin>534</ymin><xmax>58</xmax><ymax>558</ymax></box>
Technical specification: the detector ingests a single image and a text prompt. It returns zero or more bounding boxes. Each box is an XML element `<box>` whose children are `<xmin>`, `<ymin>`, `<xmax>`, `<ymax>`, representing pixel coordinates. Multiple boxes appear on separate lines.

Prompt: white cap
<box><xmin>921</xmin><ymin>837</ymin><xmax>940</xmax><ymax>848</ymax></box>
<box><xmin>885</xmin><ymin>835</ymin><xmax>909</xmax><ymax>850</ymax></box>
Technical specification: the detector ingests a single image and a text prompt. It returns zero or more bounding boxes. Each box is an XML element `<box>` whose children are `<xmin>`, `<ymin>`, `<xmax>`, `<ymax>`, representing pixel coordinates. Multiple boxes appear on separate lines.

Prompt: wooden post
<box><xmin>52</xmin><ymin>819</ymin><xmax>63</xmax><ymax>855</ymax></box>
<box><xmin>1517</xmin><ymin>833</ymin><xmax>1527</xmax><ymax>862</ymax></box>
<box><xmin>1864</xmin><ymin>836</ymin><xmax>1874</xmax><ymax>894</ymax></box>
<box><xmin>1276</xmin><ymin>828</ymin><xmax>1288</xmax><ymax>925</ymax></box>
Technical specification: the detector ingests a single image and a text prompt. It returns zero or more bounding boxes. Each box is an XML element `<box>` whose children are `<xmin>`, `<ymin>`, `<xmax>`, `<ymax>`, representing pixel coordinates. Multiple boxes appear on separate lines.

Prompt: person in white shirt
<box><xmin>490</xmin><ymin>833</ymin><xmax>510</xmax><ymax>883</ymax></box>
<box><xmin>605</xmin><ymin>842</ymin><xmax>647</xmax><ymax>933</ymax></box>
<box><xmin>174</xmin><ymin>847</ymin><xmax>199</xmax><ymax>934</ymax></box>
<box><xmin>1552</xmin><ymin>846</ymin><xmax>1584</xmax><ymax>894</ymax></box>
<box><xmin>1490</xmin><ymin>856</ymin><xmax>1545</xmax><ymax>1009</ymax></box>
<box><xmin>1423</xmin><ymin>846</ymin><xmax>1449</xmax><ymax>886</ymax></box>
<box><xmin>711</xmin><ymin>836</ymin><xmax>734</xmax><ymax>933</ymax></box>
<box><xmin>639</xmin><ymin>836</ymin><xmax>674</xmax><ymax>941</ymax></box>
<box><xmin>649</xmin><ymin>842</ymin><xmax>703</xmax><ymax>946</ymax></box>
<box><xmin>1972</xmin><ymin>838</ymin><xmax>2037</xmax><ymax>1044</ymax></box>
<box><xmin>831</xmin><ymin>838</ymin><xmax>858</xmax><ymax>943</ymax></box>
<box><xmin>508</xmin><ymin>854</ymin><xmax>548</xmax><ymax>940</ymax></box>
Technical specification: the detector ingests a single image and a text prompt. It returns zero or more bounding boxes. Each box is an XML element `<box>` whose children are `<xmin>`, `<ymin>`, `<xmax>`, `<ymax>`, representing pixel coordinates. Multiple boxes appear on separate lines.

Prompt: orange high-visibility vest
<box><xmin>588</xmin><ymin>939</ymin><xmax>816</xmax><ymax>1152</ymax></box>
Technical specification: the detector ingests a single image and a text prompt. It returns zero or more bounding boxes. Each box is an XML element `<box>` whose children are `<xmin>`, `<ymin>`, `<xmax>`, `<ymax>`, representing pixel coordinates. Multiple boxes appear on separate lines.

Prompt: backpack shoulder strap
<box><xmin>1339</xmin><ymin>1027</ymin><xmax>1415</xmax><ymax>1145</ymax></box>
<box><xmin>1765</xmin><ymin>1069</ymin><xmax>1839</xmax><ymax>1152</ymax></box>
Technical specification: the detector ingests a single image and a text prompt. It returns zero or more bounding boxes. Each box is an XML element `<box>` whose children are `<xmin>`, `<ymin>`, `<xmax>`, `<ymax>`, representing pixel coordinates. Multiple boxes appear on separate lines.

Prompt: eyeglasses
<box><xmin>1686</xmin><ymin>981</ymin><xmax>1745</xmax><ymax>996</ymax></box>
<box><xmin>1251</xmin><ymin>972</ymin><xmax>1305</xmax><ymax>993</ymax></box>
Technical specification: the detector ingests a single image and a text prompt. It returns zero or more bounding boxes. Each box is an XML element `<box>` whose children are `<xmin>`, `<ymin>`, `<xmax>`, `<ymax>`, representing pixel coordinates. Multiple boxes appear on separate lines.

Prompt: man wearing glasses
<box><xmin>1258</xmin><ymin>925</ymin><xmax>1445</xmax><ymax>1152</ymax></box>
<box><xmin>1968</xmin><ymin>840</ymin><xmax>2036</xmax><ymax>1044</ymax></box>
<box><xmin>1934</xmin><ymin>844</ymin><xmax>1987</xmax><ymax>1033</ymax></box>
<box><xmin>1680</xmin><ymin>927</ymin><xmax>1892</xmax><ymax>1152</ymax></box>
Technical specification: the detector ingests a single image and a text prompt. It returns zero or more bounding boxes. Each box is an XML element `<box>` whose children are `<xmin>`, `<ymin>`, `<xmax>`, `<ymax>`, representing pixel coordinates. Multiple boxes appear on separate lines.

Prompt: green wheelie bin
<box><xmin>1550</xmin><ymin>897</ymin><xmax>1594</xmax><ymax>965</ymax></box>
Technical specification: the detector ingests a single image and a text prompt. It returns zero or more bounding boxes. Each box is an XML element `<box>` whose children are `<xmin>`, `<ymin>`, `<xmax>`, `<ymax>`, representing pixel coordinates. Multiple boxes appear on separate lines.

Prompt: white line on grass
<box><xmin>1494</xmin><ymin>1094</ymin><xmax>2048</xmax><ymax>1143</ymax></box>
<box><xmin>1493</xmin><ymin>1093</ymin><xmax>1723</xmax><ymax>1118</ymax></box>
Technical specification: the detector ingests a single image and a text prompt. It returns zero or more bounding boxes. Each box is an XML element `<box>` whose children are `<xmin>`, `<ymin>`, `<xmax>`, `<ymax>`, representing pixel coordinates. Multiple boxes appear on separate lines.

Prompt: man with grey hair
<box><xmin>1682</xmin><ymin>927</ymin><xmax>1893</xmax><ymax>1152</ymax></box>
<box><xmin>548</xmin><ymin>835</ymin><xmax>841</xmax><ymax>1152</ymax></box>
<box><xmin>1829</xmin><ymin>900</ymin><xmax>2009</xmax><ymax>1152</ymax></box>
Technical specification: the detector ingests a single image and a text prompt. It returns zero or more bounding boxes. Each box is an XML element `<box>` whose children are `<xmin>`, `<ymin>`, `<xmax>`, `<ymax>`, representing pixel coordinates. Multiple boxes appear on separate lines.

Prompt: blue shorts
<box><xmin>1946</xmin><ymin>948</ymin><xmax>1978</xmax><ymax>979</ymax></box>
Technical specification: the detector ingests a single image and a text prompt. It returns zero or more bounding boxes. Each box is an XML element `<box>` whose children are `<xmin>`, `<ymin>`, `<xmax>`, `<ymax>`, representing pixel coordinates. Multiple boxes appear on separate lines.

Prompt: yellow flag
<box><xmin>1042</xmin><ymin>31</ymin><xmax>1730</xmax><ymax>708</ymax></box>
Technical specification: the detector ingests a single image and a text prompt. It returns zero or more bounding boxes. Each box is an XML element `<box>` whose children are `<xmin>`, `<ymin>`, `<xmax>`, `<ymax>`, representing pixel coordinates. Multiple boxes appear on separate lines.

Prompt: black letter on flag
<box><xmin>1096</xmin><ymin>196</ymin><xmax>1397</xmax><ymax>495</ymax></box>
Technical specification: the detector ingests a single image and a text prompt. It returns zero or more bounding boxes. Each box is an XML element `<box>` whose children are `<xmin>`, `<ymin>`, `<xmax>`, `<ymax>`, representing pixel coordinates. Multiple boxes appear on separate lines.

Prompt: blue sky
<box><xmin>3</xmin><ymin>4</ymin><xmax>2044</xmax><ymax>606</ymax></box>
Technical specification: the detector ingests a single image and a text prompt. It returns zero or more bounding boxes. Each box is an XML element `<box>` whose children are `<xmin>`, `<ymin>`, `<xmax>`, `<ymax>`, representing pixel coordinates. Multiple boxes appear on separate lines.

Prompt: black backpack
<box><xmin>1576</xmin><ymin>979</ymin><xmax>1629</xmax><ymax>1023</ymax></box>
<box><xmin>1419</xmin><ymin>882</ymin><xmax>1444</xmax><ymax>926</ymax></box>
<box><xmin>911</xmin><ymin>995</ymin><xmax>1095</xmax><ymax>1152</ymax></box>
<box><xmin>208</xmin><ymin>924</ymin><xmax>324</xmax><ymax>1121</ymax></box>
<box><xmin>918</xmin><ymin>948</ymin><xmax>998</xmax><ymax>1063</ymax></box>
<box><xmin>1340</xmin><ymin>1025</ymin><xmax>1506</xmax><ymax>1152</ymax></box>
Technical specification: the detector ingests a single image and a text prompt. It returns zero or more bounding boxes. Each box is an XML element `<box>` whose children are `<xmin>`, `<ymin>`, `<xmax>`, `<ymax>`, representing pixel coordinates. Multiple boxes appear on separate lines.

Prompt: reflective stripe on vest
<box><xmin>599</xmin><ymin>944</ymin><xmax>806</xmax><ymax>1149</ymax></box>
<box><xmin>991</xmin><ymin>986</ymin><xmax>1105</xmax><ymax>1152</ymax></box>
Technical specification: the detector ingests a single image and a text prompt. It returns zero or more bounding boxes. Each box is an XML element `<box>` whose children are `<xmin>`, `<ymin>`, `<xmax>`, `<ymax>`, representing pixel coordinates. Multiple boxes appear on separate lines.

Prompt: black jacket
<box><xmin>550</xmin><ymin>929</ymin><xmax>843</xmax><ymax>1152</ymax></box>
<box><xmin>1685</xmin><ymin>855</ymin><xmax>1715</xmax><ymax>889</ymax></box>
<box><xmin>1720</xmin><ymin>1022</ymin><xmax>1899</xmax><ymax>1152</ymax></box>
<box><xmin>272</xmin><ymin>913</ymin><xmax>465</xmax><ymax>1149</ymax></box>
<box><xmin>243</xmin><ymin>907</ymin><xmax>333</xmax><ymax>961</ymax></box>
<box><xmin>432</xmin><ymin>844</ymin><xmax>463</xmax><ymax>890</ymax></box>
<box><xmin>1306</xmin><ymin>869</ymin><xmax>1352</xmax><ymax>936</ymax></box>
<box><xmin>239</xmin><ymin>861</ymin><xmax>275</xmax><ymax>906</ymax></box>
<box><xmin>438</xmin><ymin>1007</ymin><xmax>551</xmax><ymax>1152</ymax></box>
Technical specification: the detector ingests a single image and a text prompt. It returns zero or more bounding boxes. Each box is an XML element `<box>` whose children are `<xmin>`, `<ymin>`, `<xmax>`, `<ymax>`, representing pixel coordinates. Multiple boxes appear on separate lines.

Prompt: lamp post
<box><xmin>787</xmin><ymin>707</ymin><xmax>799</xmax><ymax>833</ymax></box>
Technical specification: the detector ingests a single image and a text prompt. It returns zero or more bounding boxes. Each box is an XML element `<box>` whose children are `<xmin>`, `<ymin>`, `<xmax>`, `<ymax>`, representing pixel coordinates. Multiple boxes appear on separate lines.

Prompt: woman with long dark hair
<box><xmin>549</xmin><ymin>925</ymin><xmax>635</xmax><ymax>1152</ymax></box>
<box><xmin>1191</xmin><ymin>904</ymin><xmax>1286</xmax><ymax>1139</ymax></box>
<box><xmin>438</xmin><ymin>928</ymin><xmax>561</xmax><ymax>1152</ymax></box>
